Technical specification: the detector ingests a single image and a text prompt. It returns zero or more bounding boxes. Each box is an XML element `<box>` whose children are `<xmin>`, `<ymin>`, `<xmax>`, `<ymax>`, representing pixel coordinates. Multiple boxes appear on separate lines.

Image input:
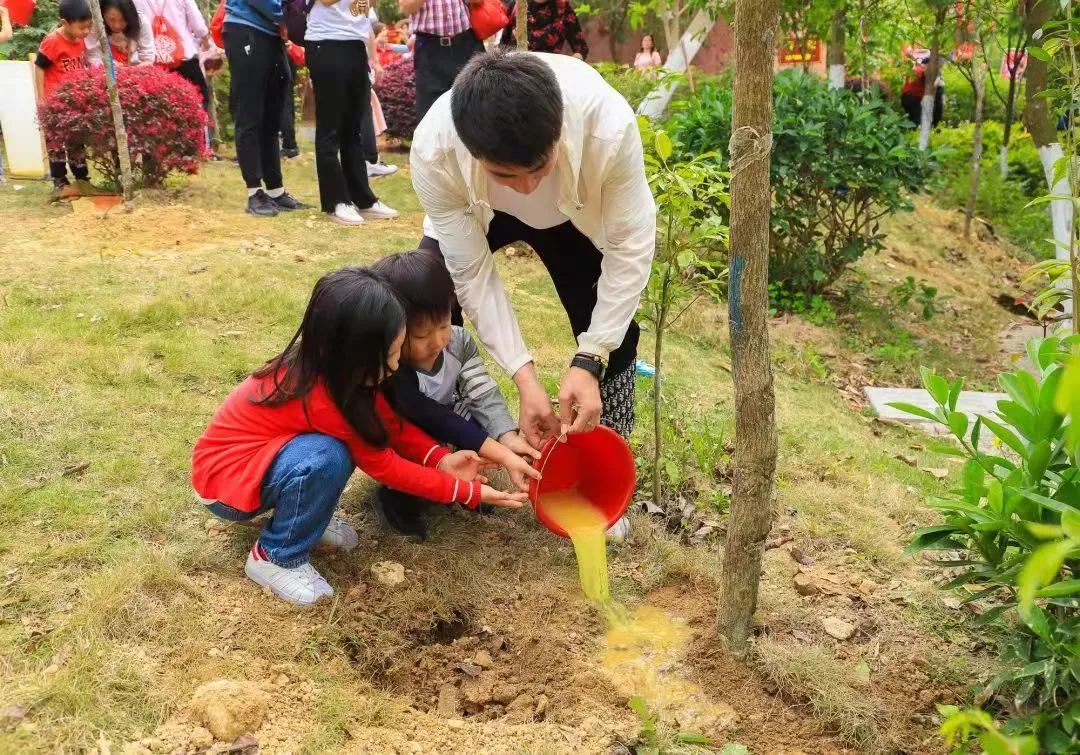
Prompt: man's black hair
<box><xmin>59</xmin><ymin>0</ymin><xmax>92</xmax><ymax>22</ymax></box>
<box><xmin>370</xmin><ymin>250</ymin><xmax>455</xmax><ymax>326</ymax></box>
<box><xmin>451</xmin><ymin>49</ymin><xmax>563</xmax><ymax>169</ymax></box>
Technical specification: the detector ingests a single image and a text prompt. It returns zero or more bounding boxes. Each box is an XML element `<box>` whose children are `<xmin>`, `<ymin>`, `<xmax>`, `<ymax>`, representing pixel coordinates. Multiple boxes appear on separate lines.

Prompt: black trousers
<box><xmin>224</xmin><ymin>23</ymin><xmax>287</xmax><ymax>191</ymax></box>
<box><xmin>361</xmin><ymin>87</ymin><xmax>378</xmax><ymax>165</ymax></box>
<box><xmin>281</xmin><ymin>57</ymin><xmax>298</xmax><ymax>151</ymax></box>
<box><xmin>901</xmin><ymin>87</ymin><xmax>944</xmax><ymax>128</ymax></box>
<box><xmin>419</xmin><ymin>211</ymin><xmax>641</xmax><ymax>433</ymax></box>
<box><xmin>305</xmin><ymin>39</ymin><xmax>378</xmax><ymax>213</ymax></box>
<box><xmin>414</xmin><ymin>31</ymin><xmax>483</xmax><ymax>122</ymax></box>
<box><xmin>175</xmin><ymin>56</ymin><xmax>211</xmax><ymax>112</ymax></box>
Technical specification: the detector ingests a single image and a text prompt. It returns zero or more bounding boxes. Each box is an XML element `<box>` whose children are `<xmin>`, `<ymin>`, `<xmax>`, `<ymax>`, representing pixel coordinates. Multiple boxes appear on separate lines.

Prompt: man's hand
<box><xmin>558</xmin><ymin>366</ymin><xmax>602</xmax><ymax>435</ymax></box>
<box><xmin>480</xmin><ymin>485</ymin><xmax>528</xmax><ymax>508</ymax></box>
<box><xmin>515</xmin><ymin>367</ymin><xmax>560</xmax><ymax>450</ymax></box>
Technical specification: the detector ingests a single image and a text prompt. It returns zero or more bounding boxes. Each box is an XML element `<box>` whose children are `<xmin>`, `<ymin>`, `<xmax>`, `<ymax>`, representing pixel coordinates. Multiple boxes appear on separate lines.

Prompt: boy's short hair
<box><xmin>371</xmin><ymin>250</ymin><xmax>455</xmax><ymax>326</ymax></box>
<box><xmin>451</xmin><ymin>49</ymin><xmax>563</xmax><ymax>169</ymax></box>
<box><xmin>59</xmin><ymin>0</ymin><xmax>92</xmax><ymax>21</ymax></box>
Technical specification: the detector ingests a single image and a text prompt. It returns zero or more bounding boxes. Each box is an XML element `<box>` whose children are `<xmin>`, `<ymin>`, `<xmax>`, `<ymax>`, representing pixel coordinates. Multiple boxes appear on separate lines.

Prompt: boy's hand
<box><xmin>437</xmin><ymin>450</ymin><xmax>496</xmax><ymax>482</ymax></box>
<box><xmin>498</xmin><ymin>431</ymin><xmax>542</xmax><ymax>462</ymax></box>
<box><xmin>480</xmin><ymin>485</ymin><xmax>528</xmax><ymax>508</ymax></box>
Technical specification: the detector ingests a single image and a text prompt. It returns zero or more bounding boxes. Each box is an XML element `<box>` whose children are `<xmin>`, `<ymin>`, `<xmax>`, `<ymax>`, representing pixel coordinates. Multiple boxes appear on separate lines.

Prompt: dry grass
<box><xmin>754</xmin><ymin>638</ymin><xmax>886</xmax><ymax>751</ymax></box>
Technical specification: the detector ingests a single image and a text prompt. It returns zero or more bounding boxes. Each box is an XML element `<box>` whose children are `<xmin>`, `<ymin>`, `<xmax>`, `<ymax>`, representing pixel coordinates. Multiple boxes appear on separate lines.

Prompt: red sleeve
<box><xmin>346</xmin><ymin>443</ymin><xmax>481</xmax><ymax>508</ymax></box>
<box><xmin>307</xmin><ymin>386</ymin><xmax>478</xmax><ymax>508</ymax></box>
<box><xmin>286</xmin><ymin>40</ymin><xmax>305</xmax><ymax>66</ymax></box>
<box><xmin>210</xmin><ymin>0</ymin><xmax>225</xmax><ymax>48</ymax></box>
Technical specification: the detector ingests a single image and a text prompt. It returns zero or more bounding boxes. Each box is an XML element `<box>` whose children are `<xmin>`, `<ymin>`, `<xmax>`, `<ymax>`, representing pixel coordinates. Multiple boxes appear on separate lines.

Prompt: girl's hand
<box><xmin>503</xmin><ymin>453</ymin><xmax>541</xmax><ymax>493</ymax></box>
<box><xmin>480</xmin><ymin>485</ymin><xmax>528</xmax><ymax>509</ymax></box>
<box><xmin>498</xmin><ymin>431</ymin><xmax>542</xmax><ymax>462</ymax></box>
<box><xmin>372</xmin><ymin>60</ymin><xmax>384</xmax><ymax>85</ymax></box>
<box><xmin>438</xmin><ymin>450</ymin><xmax>495</xmax><ymax>482</ymax></box>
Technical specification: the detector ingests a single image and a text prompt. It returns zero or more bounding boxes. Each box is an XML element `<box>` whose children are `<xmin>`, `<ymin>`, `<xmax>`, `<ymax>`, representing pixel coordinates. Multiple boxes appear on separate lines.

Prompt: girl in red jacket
<box><xmin>192</xmin><ymin>267</ymin><xmax>528</xmax><ymax>605</ymax></box>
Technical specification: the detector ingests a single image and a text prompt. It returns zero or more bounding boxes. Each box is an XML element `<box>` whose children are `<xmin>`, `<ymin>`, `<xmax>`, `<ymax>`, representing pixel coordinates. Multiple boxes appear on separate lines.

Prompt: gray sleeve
<box><xmin>452</xmin><ymin>328</ymin><xmax>518</xmax><ymax>440</ymax></box>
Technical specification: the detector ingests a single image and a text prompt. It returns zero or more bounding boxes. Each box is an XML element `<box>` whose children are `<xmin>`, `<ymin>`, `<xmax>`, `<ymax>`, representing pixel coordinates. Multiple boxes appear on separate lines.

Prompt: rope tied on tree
<box><xmin>727</xmin><ymin>126</ymin><xmax>772</xmax><ymax>180</ymax></box>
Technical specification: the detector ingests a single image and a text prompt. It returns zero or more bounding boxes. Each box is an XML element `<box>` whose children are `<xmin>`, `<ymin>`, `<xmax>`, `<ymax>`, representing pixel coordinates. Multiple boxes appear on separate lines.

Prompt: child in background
<box><xmin>86</xmin><ymin>0</ymin><xmax>156</xmax><ymax>66</ymax></box>
<box><xmin>192</xmin><ymin>267</ymin><xmax>528</xmax><ymax>605</ymax></box>
<box><xmin>35</xmin><ymin>0</ymin><xmax>93</xmax><ymax>199</ymax></box>
<box><xmin>370</xmin><ymin>251</ymin><xmax>542</xmax><ymax>540</ymax></box>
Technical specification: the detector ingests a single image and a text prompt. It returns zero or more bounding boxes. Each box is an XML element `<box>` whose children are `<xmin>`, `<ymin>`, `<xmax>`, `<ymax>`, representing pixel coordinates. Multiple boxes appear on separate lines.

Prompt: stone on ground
<box><xmin>371</xmin><ymin>561</ymin><xmax>406</xmax><ymax>586</ymax></box>
<box><xmin>189</xmin><ymin>679</ymin><xmax>270</xmax><ymax>741</ymax></box>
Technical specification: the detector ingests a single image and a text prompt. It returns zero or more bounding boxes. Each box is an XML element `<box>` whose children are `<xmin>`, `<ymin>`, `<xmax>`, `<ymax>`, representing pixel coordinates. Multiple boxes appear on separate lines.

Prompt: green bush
<box><xmin>932</xmin><ymin>124</ymin><xmax>1052</xmax><ymax>259</ymax></box>
<box><xmin>670</xmin><ymin>71</ymin><xmax>934</xmax><ymax>299</ymax></box>
<box><xmin>0</xmin><ymin>0</ymin><xmax>58</xmax><ymax>61</ymax></box>
<box><xmin>898</xmin><ymin>338</ymin><xmax>1080</xmax><ymax>750</ymax></box>
<box><xmin>595</xmin><ymin>62</ymin><xmax>683</xmax><ymax>112</ymax></box>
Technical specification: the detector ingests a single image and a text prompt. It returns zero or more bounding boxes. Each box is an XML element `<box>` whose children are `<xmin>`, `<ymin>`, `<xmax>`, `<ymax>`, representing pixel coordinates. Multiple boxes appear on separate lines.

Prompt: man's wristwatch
<box><xmin>570</xmin><ymin>352</ymin><xmax>606</xmax><ymax>382</ymax></box>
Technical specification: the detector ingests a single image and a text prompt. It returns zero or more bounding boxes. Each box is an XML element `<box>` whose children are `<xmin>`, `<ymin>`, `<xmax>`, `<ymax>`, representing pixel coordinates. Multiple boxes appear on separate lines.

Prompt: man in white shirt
<box><xmin>411</xmin><ymin>49</ymin><xmax>656</xmax><ymax>450</ymax></box>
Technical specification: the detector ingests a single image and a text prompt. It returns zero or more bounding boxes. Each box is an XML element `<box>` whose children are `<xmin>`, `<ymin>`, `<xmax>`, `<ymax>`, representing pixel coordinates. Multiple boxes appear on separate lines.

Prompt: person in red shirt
<box><xmin>192</xmin><ymin>267</ymin><xmax>529</xmax><ymax>605</ymax></box>
<box><xmin>35</xmin><ymin>0</ymin><xmax>94</xmax><ymax>198</ymax></box>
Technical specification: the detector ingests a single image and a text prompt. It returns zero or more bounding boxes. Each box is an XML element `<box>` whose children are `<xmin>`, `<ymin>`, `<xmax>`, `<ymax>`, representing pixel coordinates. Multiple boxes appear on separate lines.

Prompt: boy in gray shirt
<box><xmin>373</xmin><ymin>251</ymin><xmax>541</xmax><ymax>539</ymax></box>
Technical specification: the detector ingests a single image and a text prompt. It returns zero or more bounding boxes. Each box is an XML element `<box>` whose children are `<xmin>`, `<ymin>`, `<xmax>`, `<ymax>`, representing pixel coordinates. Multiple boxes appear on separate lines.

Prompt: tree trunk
<box><xmin>1024</xmin><ymin>0</ymin><xmax>1073</xmax><ymax>320</ymax></box>
<box><xmin>919</xmin><ymin>6</ymin><xmax>947</xmax><ymax>151</ymax></box>
<box><xmin>717</xmin><ymin>0</ymin><xmax>779</xmax><ymax>655</ymax></box>
<box><xmin>1001</xmin><ymin>69</ymin><xmax>1018</xmax><ymax>177</ymax></box>
<box><xmin>637</xmin><ymin>11</ymin><xmax>715</xmax><ymax>118</ymax></box>
<box><xmin>964</xmin><ymin>61</ymin><xmax>985</xmax><ymax>241</ymax></box>
<box><xmin>858</xmin><ymin>1</ymin><xmax>870</xmax><ymax>96</ymax></box>
<box><xmin>652</xmin><ymin>293</ymin><xmax>666</xmax><ymax>511</ymax></box>
<box><xmin>828</xmin><ymin>5</ymin><xmax>846</xmax><ymax>89</ymax></box>
<box><xmin>89</xmin><ymin>0</ymin><xmax>133</xmax><ymax>203</ymax></box>
<box><xmin>516</xmin><ymin>0</ymin><xmax>528</xmax><ymax>50</ymax></box>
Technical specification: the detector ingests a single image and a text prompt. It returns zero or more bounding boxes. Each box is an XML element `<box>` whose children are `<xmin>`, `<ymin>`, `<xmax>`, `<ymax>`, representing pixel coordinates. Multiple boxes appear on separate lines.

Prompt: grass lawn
<box><xmin>0</xmin><ymin>150</ymin><xmax>1034</xmax><ymax>753</ymax></box>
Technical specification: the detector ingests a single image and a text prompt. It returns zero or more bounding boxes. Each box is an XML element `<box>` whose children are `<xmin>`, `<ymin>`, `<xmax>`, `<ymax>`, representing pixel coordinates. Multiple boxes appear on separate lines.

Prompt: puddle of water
<box><xmin>538</xmin><ymin>490</ymin><xmax>736</xmax><ymax>735</ymax></box>
<box><xmin>602</xmin><ymin>605</ymin><xmax>737</xmax><ymax>733</ymax></box>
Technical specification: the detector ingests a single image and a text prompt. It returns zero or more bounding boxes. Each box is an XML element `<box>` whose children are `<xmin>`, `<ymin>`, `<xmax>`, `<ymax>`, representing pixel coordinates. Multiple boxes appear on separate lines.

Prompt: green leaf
<box><xmin>981</xmin><ymin>417</ymin><xmax>1029</xmax><ymax>459</ymax></box>
<box><xmin>1018</xmin><ymin>538</ymin><xmax>1075</xmax><ymax>613</ymax></box>
<box><xmin>655</xmin><ymin>131</ymin><xmax>673</xmax><ymax>162</ymax></box>
<box><xmin>1027</xmin><ymin>440</ymin><xmax>1052</xmax><ymax>484</ymax></box>
<box><xmin>948</xmin><ymin>411</ymin><xmax>969</xmax><ymax>440</ymax></box>
<box><xmin>1036</xmin><ymin>578</ymin><xmax>1080</xmax><ymax>598</ymax></box>
<box><xmin>1027</xmin><ymin>45</ymin><xmax>1052</xmax><ymax>62</ymax></box>
<box><xmin>1063</xmin><ymin>509</ymin><xmax>1080</xmax><ymax>540</ymax></box>
<box><xmin>1026</xmin><ymin>522</ymin><xmax>1065</xmax><ymax>539</ymax></box>
<box><xmin>675</xmin><ymin>732</ymin><xmax>712</xmax><ymax>745</ymax></box>
<box><xmin>886</xmin><ymin>402</ymin><xmax>940</xmax><ymax>423</ymax></box>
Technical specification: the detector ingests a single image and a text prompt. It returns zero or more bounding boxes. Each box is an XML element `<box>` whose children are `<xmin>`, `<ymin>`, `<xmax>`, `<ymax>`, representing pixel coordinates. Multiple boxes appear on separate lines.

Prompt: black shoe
<box><xmin>281</xmin><ymin>147</ymin><xmax>299</xmax><ymax>159</ymax></box>
<box><xmin>270</xmin><ymin>191</ymin><xmax>310</xmax><ymax>211</ymax></box>
<box><xmin>246</xmin><ymin>189</ymin><xmax>279</xmax><ymax>217</ymax></box>
<box><xmin>373</xmin><ymin>487</ymin><xmax>430</xmax><ymax>542</ymax></box>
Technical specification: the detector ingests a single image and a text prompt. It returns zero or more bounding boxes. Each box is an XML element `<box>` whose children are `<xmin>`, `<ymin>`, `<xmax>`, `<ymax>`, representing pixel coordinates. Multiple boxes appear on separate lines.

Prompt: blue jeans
<box><xmin>206</xmin><ymin>433</ymin><xmax>354</xmax><ymax>568</ymax></box>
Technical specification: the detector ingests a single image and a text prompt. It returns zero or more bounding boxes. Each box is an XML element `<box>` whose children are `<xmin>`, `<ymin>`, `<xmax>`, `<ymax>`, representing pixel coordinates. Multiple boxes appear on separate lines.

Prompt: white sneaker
<box><xmin>367</xmin><ymin>161</ymin><xmax>399</xmax><ymax>178</ymax></box>
<box><xmin>332</xmin><ymin>203</ymin><xmax>365</xmax><ymax>226</ymax></box>
<box><xmin>359</xmin><ymin>200</ymin><xmax>399</xmax><ymax>220</ymax></box>
<box><xmin>244</xmin><ymin>544</ymin><xmax>334</xmax><ymax>606</ymax></box>
<box><xmin>606</xmin><ymin>514</ymin><xmax>631</xmax><ymax>543</ymax></box>
<box><xmin>319</xmin><ymin>516</ymin><xmax>359</xmax><ymax>551</ymax></box>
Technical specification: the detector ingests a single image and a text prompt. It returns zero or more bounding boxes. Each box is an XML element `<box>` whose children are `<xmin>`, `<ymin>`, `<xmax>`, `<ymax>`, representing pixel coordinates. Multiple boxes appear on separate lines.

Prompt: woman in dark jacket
<box><xmin>499</xmin><ymin>0</ymin><xmax>588</xmax><ymax>59</ymax></box>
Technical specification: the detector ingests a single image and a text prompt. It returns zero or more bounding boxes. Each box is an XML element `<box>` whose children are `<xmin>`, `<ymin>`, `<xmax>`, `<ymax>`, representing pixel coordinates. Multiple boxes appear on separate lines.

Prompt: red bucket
<box><xmin>3</xmin><ymin>0</ymin><xmax>37</xmax><ymax>26</ymax></box>
<box><xmin>528</xmin><ymin>426</ymin><xmax>636</xmax><ymax>538</ymax></box>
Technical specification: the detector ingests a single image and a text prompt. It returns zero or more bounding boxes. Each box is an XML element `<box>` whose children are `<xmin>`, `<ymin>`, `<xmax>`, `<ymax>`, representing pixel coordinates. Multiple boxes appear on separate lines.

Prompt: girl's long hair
<box><xmin>253</xmin><ymin>267</ymin><xmax>406</xmax><ymax>448</ymax></box>
<box><xmin>640</xmin><ymin>33</ymin><xmax>655</xmax><ymax>53</ymax></box>
<box><xmin>101</xmin><ymin>0</ymin><xmax>141</xmax><ymax>40</ymax></box>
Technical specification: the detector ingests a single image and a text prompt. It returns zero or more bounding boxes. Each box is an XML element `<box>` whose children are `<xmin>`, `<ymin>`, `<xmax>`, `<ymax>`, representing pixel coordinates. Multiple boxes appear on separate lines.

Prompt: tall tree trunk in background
<box><xmin>858</xmin><ymin>0</ymin><xmax>870</xmax><ymax>95</ymax></box>
<box><xmin>89</xmin><ymin>0</ymin><xmax>133</xmax><ymax>203</ymax></box>
<box><xmin>1000</xmin><ymin>36</ymin><xmax>1025</xmax><ymax>177</ymax></box>
<box><xmin>828</xmin><ymin>5</ymin><xmax>846</xmax><ymax>89</ymax></box>
<box><xmin>516</xmin><ymin>0</ymin><xmax>527</xmax><ymax>50</ymax></box>
<box><xmin>919</xmin><ymin>5</ymin><xmax>947</xmax><ymax>151</ymax></box>
<box><xmin>717</xmin><ymin>0</ymin><xmax>779</xmax><ymax>655</ymax></box>
<box><xmin>1024</xmin><ymin>0</ymin><xmax>1073</xmax><ymax>320</ymax></box>
<box><xmin>964</xmin><ymin>59</ymin><xmax>986</xmax><ymax>241</ymax></box>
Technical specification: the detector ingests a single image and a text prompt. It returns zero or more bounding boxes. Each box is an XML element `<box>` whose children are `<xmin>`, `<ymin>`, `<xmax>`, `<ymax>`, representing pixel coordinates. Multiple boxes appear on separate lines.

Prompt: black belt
<box><xmin>416</xmin><ymin>29</ymin><xmax>475</xmax><ymax>47</ymax></box>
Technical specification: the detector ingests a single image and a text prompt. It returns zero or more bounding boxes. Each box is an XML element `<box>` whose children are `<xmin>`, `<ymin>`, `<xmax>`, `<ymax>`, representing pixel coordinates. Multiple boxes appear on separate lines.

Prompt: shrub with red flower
<box><xmin>39</xmin><ymin>66</ymin><xmax>209</xmax><ymax>189</ymax></box>
<box><xmin>374</xmin><ymin>57</ymin><xmax>417</xmax><ymax>140</ymax></box>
